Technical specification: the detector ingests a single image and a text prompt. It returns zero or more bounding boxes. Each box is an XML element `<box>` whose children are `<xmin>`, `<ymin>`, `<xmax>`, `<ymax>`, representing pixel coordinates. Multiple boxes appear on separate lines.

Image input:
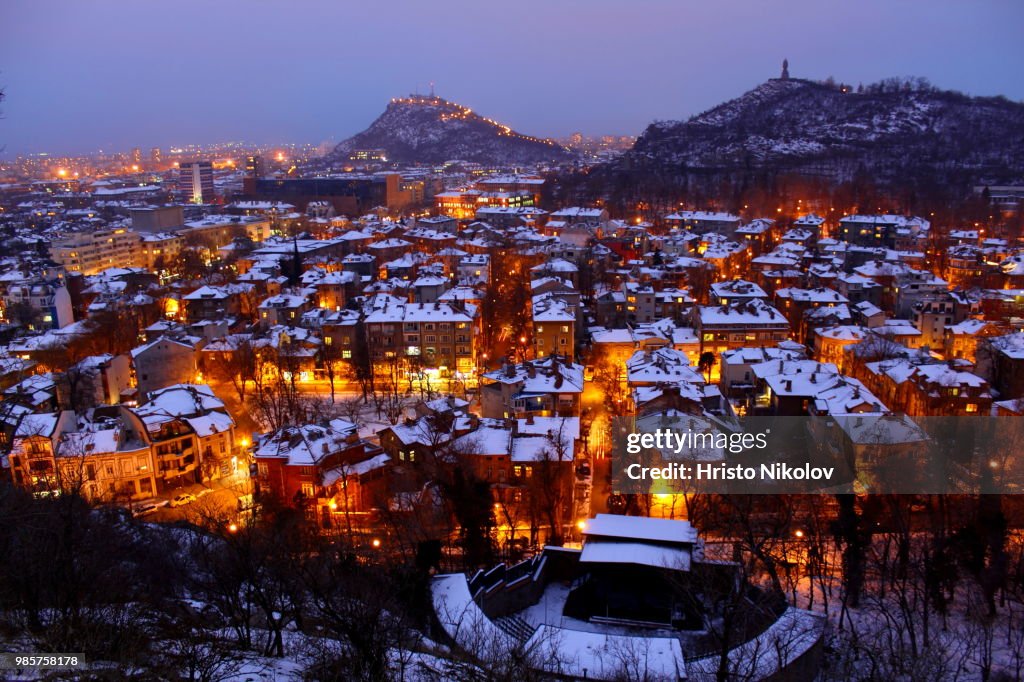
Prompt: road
<box><xmin>139</xmin><ymin>471</ymin><xmax>253</xmax><ymax>525</ymax></box>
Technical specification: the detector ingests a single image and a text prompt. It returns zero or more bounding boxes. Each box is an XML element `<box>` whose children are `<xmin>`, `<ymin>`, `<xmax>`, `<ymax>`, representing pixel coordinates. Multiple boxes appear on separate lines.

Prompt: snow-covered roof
<box><xmin>710</xmin><ymin>279</ymin><xmax>767</xmax><ymax>298</ymax></box>
<box><xmin>626</xmin><ymin>348</ymin><xmax>703</xmax><ymax>386</ymax></box>
<box><xmin>698</xmin><ymin>299</ymin><xmax>787</xmax><ymax>326</ymax></box>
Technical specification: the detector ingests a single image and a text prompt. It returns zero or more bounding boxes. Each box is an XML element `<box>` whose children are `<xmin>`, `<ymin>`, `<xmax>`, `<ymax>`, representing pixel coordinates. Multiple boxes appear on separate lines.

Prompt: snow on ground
<box><xmin>687</xmin><ymin>607</ymin><xmax>825</xmax><ymax>681</ymax></box>
<box><xmin>526</xmin><ymin>623</ymin><xmax>687</xmax><ymax>681</ymax></box>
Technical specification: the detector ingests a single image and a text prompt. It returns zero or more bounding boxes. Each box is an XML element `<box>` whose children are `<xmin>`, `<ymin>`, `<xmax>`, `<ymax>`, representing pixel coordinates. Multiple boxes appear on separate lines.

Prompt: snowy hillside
<box><xmin>621</xmin><ymin>78</ymin><xmax>1024</xmax><ymax>186</ymax></box>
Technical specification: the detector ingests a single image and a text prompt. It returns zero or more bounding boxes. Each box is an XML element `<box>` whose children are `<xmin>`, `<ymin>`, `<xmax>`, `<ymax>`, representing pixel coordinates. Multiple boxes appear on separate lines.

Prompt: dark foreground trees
<box><xmin>0</xmin><ymin>486</ymin><xmax>432</xmax><ymax>680</ymax></box>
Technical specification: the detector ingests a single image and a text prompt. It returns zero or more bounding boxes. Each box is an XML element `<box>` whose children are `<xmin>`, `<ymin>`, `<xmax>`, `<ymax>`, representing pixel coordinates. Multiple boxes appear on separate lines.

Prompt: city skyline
<box><xmin>1</xmin><ymin>0</ymin><xmax>1023</xmax><ymax>155</ymax></box>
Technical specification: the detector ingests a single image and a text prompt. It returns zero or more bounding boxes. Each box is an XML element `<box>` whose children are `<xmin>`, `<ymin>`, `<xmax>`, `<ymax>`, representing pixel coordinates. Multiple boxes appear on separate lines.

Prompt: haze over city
<box><xmin>2</xmin><ymin>0</ymin><xmax>1023</xmax><ymax>155</ymax></box>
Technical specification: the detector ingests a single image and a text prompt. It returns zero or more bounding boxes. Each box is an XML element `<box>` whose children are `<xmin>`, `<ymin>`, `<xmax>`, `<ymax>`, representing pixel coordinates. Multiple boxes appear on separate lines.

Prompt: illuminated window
<box><xmin>965</xmin><ymin>403</ymin><xmax>978</xmax><ymax>413</ymax></box>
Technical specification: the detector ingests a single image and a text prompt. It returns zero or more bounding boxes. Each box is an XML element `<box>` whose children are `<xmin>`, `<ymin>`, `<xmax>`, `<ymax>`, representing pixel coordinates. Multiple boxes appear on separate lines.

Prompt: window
<box><xmin>257</xmin><ymin>462</ymin><xmax>269</xmax><ymax>476</ymax></box>
<box><xmin>965</xmin><ymin>403</ymin><xmax>978</xmax><ymax>413</ymax></box>
<box><xmin>561</xmin><ymin>325</ymin><xmax>570</xmax><ymax>333</ymax></box>
<box><xmin>342</xmin><ymin>350</ymin><xmax>352</xmax><ymax>359</ymax></box>
<box><xmin>301</xmin><ymin>483</ymin><xmax>314</xmax><ymax>497</ymax></box>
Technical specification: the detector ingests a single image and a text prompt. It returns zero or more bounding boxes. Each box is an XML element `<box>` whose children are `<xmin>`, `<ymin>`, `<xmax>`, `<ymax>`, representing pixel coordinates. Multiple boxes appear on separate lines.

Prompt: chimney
<box><xmin>527</xmin><ymin>363</ymin><xmax>537</xmax><ymax>379</ymax></box>
<box><xmin>526</xmin><ymin>413</ymin><xmax>534</xmax><ymax>425</ymax></box>
<box><xmin>505</xmin><ymin>363</ymin><xmax>515</xmax><ymax>378</ymax></box>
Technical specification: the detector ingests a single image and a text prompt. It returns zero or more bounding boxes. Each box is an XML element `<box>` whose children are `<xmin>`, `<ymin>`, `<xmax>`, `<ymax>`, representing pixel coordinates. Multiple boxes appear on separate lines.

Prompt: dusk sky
<box><xmin>1</xmin><ymin>0</ymin><xmax>1022</xmax><ymax>156</ymax></box>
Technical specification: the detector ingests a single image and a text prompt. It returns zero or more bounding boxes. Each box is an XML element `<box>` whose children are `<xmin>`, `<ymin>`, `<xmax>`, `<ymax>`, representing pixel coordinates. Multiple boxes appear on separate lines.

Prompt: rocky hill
<box><xmin>615</xmin><ymin>77</ymin><xmax>1024</xmax><ymax>188</ymax></box>
<box><xmin>332</xmin><ymin>95</ymin><xmax>574</xmax><ymax>165</ymax></box>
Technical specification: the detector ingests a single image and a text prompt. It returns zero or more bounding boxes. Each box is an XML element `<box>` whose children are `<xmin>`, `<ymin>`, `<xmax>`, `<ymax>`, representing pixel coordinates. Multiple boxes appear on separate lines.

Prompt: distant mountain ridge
<box><xmin>614</xmin><ymin>77</ymin><xmax>1024</xmax><ymax>187</ymax></box>
<box><xmin>332</xmin><ymin>95</ymin><xmax>574</xmax><ymax>165</ymax></box>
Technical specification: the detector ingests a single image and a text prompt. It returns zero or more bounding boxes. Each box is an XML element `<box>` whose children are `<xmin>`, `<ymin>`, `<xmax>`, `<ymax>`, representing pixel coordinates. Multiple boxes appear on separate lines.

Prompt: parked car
<box><xmin>132</xmin><ymin>501</ymin><xmax>162</xmax><ymax>517</ymax></box>
<box><xmin>170</xmin><ymin>492</ymin><xmax>197</xmax><ymax>508</ymax></box>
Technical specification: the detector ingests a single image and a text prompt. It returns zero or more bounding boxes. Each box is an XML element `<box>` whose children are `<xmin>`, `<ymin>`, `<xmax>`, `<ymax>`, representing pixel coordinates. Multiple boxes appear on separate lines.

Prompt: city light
<box><xmin>3</xmin><ymin>22</ymin><xmax>1018</xmax><ymax>678</ymax></box>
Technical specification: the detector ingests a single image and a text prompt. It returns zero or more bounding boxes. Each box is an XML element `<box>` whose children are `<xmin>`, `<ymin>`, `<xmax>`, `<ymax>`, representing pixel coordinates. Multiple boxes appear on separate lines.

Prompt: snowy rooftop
<box><xmin>698</xmin><ymin>299</ymin><xmax>787</xmax><ymax>326</ymax></box>
<box><xmin>584</xmin><ymin>513</ymin><xmax>699</xmax><ymax>545</ymax></box>
<box><xmin>710</xmin><ymin>279</ymin><xmax>767</xmax><ymax>298</ymax></box>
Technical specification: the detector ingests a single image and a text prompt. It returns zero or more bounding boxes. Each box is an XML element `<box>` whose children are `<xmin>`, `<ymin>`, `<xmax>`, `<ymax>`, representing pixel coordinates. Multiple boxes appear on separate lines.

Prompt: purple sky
<box><xmin>1</xmin><ymin>0</ymin><xmax>1022</xmax><ymax>156</ymax></box>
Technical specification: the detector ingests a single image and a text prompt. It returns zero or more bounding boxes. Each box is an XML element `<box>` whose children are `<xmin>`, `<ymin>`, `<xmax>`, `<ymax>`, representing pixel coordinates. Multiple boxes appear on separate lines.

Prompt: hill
<box><xmin>609</xmin><ymin>77</ymin><xmax>1024</xmax><ymax>191</ymax></box>
<box><xmin>332</xmin><ymin>95</ymin><xmax>574</xmax><ymax>165</ymax></box>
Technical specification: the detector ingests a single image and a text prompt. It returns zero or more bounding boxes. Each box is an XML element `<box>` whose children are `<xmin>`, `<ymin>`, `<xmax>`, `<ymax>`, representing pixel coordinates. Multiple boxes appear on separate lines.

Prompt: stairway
<box><xmin>494</xmin><ymin>614</ymin><xmax>536</xmax><ymax>642</ymax></box>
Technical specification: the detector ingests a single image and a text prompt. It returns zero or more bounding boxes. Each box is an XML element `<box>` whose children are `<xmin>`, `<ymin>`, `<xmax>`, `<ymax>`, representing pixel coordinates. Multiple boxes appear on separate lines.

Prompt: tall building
<box><xmin>150</xmin><ymin>147</ymin><xmax>162</xmax><ymax>166</ymax></box>
<box><xmin>245</xmin><ymin>154</ymin><xmax>265</xmax><ymax>178</ymax></box>
<box><xmin>177</xmin><ymin>161</ymin><xmax>215</xmax><ymax>204</ymax></box>
<box><xmin>131</xmin><ymin>147</ymin><xmax>142</xmax><ymax>165</ymax></box>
